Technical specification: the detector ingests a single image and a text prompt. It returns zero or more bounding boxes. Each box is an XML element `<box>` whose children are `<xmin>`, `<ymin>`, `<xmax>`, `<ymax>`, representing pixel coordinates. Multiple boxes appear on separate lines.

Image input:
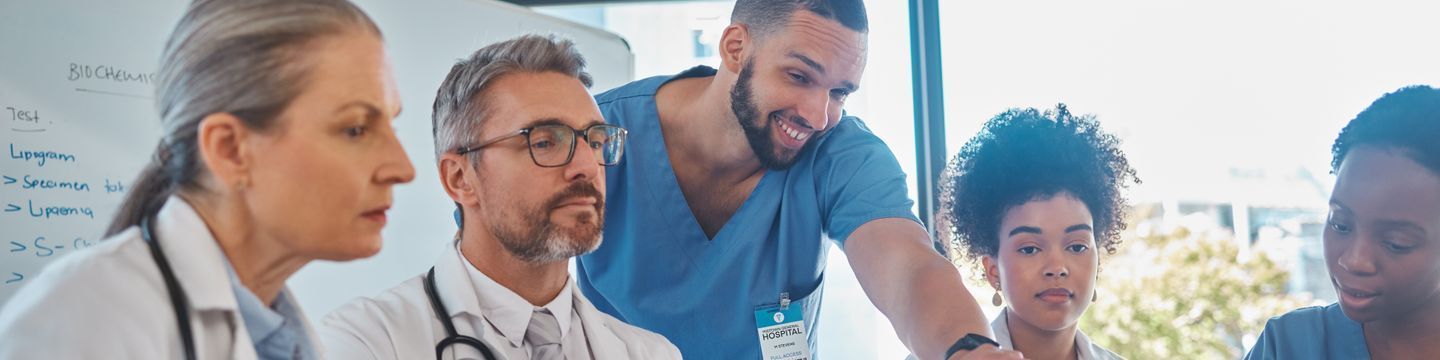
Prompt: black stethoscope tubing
<box><xmin>141</xmin><ymin>217</ymin><xmax>199</xmax><ymax>360</ymax></box>
<box><xmin>144</xmin><ymin>215</ymin><xmax>498</xmax><ymax>360</ymax></box>
<box><xmin>425</xmin><ymin>266</ymin><xmax>499</xmax><ymax>360</ymax></box>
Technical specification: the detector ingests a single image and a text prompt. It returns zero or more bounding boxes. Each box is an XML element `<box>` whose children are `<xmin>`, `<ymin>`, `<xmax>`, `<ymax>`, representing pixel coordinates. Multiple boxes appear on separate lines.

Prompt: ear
<box><xmin>717</xmin><ymin>23</ymin><xmax>752</xmax><ymax>74</ymax></box>
<box><xmin>194</xmin><ymin>113</ymin><xmax>253</xmax><ymax>192</ymax></box>
<box><xmin>438</xmin><ymin>153</ymin><xmax>481</xmax><ymax>207</ymax></box>
<box><xmin>981</xmin><ymin>255</ymin><xmax>1001</xmax><ymax>290</ymax></box>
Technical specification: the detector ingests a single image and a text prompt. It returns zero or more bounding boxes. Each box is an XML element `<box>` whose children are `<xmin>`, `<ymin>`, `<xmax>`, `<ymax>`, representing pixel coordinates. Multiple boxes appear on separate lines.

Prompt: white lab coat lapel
<box><xmin>427</xmin><ymin>245</ymin><xmax>676</xmax><ymax>360</ymax></box>
<box><xmin>153</xmin><ymin>197</ymin><xmax>257</xmax><ymax>360</ymax></box>
<box><xmin>573</xmin><ymin>286</ymin><xmax>628</xmax><ymax>360</ymax></box>
<box><xmin>434</xmin><ymin>244</ymin><xmax>503</xmax><ymax>360</ymax></box>
<box><xmin>434</xmin><ymin>245</ymin><xmax>640</xmax><ymax>360</ymax></box>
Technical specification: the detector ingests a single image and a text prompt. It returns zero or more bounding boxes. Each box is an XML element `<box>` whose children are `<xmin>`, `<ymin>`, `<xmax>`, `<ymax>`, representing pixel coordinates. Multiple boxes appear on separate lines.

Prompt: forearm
<box><xmin>890</xmin><ymin>255</ymin><xmax>992</xmax><ymax>360</ymax></box>
<box><xmin>847</xmin><ymin>219</ymin><xmax>992</xmax><ymax>360</ymax></box>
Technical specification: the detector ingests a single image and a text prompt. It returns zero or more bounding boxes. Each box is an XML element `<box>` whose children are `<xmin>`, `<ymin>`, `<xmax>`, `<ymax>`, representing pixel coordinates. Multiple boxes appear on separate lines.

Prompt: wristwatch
<box><xmin>944</xmin><ymin>333</ymin><xmax>1000</xmax><ymax>359</ymax></box>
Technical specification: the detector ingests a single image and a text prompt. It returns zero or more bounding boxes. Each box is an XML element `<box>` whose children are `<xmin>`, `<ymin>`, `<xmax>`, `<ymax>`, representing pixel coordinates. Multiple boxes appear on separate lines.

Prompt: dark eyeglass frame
<box><xmin>453</xmin><ymin>123</ymin><xmax>627</xmax><ymax>168</ymax></box>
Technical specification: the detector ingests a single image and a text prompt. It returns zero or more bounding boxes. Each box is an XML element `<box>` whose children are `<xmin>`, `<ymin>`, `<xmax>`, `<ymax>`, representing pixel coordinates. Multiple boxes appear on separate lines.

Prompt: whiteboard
<box><xmin>0</xmin><ymin>0</ymin><xmax>634</xmax><ymax>322</ymax></box>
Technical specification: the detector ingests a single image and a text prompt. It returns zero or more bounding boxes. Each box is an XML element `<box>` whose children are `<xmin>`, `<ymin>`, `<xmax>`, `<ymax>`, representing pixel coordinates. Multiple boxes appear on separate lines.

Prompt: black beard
<box><xmin>730</xmin><ymin>61</ymin><xmax>815</xmax><ymax>169</ymax></box>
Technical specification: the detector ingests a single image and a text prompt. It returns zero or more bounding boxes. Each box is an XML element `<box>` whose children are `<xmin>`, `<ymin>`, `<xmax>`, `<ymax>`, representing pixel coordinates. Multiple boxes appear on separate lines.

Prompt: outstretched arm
<box><xmin>845</xmin><ymin>218</ymin><xmax>1021</xmax><ymax>360</ymax></box>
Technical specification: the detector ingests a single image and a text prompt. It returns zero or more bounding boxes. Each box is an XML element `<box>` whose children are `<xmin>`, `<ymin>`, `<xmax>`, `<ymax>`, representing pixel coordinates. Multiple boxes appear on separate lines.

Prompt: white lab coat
<box><xmin>0</xmin><ymin>197</ymin><xmax>317</xmax><ymax>359</ymax></box>
<box><xmin>319</xmin><ymin>245</ymin><xmax>681</xmax><ymax>360</ymax></box>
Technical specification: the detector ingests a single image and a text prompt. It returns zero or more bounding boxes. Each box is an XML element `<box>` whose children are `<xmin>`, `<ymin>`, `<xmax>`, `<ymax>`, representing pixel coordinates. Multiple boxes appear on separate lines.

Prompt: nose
<box><xmin>793</xmin><ymin>90</ymin><xmax>832</xmax><ymax>131</ymax></box>
<box><xmin>1043</xmin><ymin>254</ymin><xmax>1069</xmax><ymax>279</ymax></box>
<box><xmin>563</xmin><ymin>138</ymin><xmax>601</xmax><ymax>183</ymax></box>
<box><xmin>1337</xmin><ymin>234</ymin><xmax>1378</xmax><ymax>276</ymax></box>
<box><xmin>376</xmin><ymin>126</ymin><xmax>416</xmax><ymax>185</ymax></box>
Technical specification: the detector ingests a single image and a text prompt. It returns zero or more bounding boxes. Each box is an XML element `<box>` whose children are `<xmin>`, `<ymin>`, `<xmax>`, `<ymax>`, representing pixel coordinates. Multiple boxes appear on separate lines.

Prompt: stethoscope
<box><xmin>424</xmin><ymin>266</ymin><xmax>499</xmax><ymax>360</ymax></box>
<box><xmin>144</xmin><ymin>215</ymin><xmax>498</xmax><ymax>360</ymax></box>
<box><xmin>140</xmin><ymin>217</ymin><xmax>199</xmax><ymax>360</ymax></box>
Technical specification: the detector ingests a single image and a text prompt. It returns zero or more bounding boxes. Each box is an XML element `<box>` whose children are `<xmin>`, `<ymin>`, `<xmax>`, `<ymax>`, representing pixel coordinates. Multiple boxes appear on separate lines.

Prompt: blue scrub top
<box><xmin>1245</xmin><ymin>303</ymin><xmax>1370</xmax><ymax>360</ymax></box>
<box><xmin>576</xmin><ymin>66</ymin><xmax>920</xmax><ymax>359</ymax></box>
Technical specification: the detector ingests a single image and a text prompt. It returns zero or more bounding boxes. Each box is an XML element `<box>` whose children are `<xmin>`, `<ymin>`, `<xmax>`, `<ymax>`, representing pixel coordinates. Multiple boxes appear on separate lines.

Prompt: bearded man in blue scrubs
<box><xmin>575</xmin><ymin>1</ymin><xmax>1014</xmax><ymax>359</ymax></box>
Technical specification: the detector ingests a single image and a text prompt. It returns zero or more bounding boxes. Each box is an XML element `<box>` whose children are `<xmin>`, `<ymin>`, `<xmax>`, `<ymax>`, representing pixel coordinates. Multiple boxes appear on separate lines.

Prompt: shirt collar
<box><xmin>991</xmin><ymin>308</ymin><xmax>1118</xmax><ymax>360</ymax></box>
<box><xmin>1324</xmin><ymin>303</ymin><xmax>1369</xmax><ymax>356</ymax></box>
<box><xmin>229</xmin><ymin>269</ymin><xmax>284</xmax><ymax>345</ymax></box>
<box><xmin>542</xmin><ymin>277</ymin><xmax>575</xmax><ymax>340</ymax></box>
<box><xmin>456</xmin><ymin>243</ymin><xmax>575</xmax><ymax>347</ymax></box>
<box><xmin>231</xmin><ymin>275</ymin><xmax>316</xmax><ymax>359</ymax></box>
<box><xmin>155</xmin><ymin>194</ymin><xmax>312</xmax><ymax>360</ymax></box>
<box><xmin>1073</xmin><ymin>327</ymin><xmax>1107</xmax><ymax>360</ymax></box>
<box><xmin>990</xmin><ymin>308</ymin><xmax>1015</xmax><ymax>349</ymax></box>
<box><xmin>222</xmin><ymin>237</ymin><xmax>315</xmax><ymax>359</ymax></box>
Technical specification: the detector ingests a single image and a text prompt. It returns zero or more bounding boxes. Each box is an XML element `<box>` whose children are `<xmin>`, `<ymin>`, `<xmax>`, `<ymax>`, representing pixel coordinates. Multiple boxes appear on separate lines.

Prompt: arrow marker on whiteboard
<box><xmin>3</xmin><ymin>204</ymin><xmax>18</xmax><ymax>212</ymax></box>
<box><xmin>5</xmin><ymin>273</ymin><xmax>21</xmax><ymax>284</ymax></box>
<box><xmin>2</xmin><ymin>175</ymin><xmax>14</xmax><ymax>185</ymax></box>
<box><xmin>8</xmin><ymin>241</ymin><xmax>23</xmax><ymax>252</ymax></box>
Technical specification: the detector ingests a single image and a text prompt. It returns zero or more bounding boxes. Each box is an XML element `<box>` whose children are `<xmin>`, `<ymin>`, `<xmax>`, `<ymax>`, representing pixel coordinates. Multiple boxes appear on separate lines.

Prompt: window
<box><xmin>938</xmin><ymin>1</ymin><xmax>1440</xmax><ymax>357</ymax></box>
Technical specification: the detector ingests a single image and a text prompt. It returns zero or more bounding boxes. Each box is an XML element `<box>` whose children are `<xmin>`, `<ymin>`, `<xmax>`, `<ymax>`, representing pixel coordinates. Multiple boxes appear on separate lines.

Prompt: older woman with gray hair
<box><xmin>0</xmin><ymin>0</ymin><xmax>414</xmax><ymax>358</ymax></box>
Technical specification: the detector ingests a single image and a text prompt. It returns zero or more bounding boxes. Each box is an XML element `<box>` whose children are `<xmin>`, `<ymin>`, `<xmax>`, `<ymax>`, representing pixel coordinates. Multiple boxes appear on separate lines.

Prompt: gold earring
<box><xmin>992</xmin><ymin>291</ymin><xmax>1003</xmax><ymax>307</ymax></box>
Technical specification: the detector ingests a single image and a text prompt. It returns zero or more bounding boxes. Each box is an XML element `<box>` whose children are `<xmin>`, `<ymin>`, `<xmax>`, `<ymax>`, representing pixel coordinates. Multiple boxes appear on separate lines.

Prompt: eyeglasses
<box><xmin>454</xmin><ymin>123</ymin><xmax>627</xmax><ymax>167</ymax></box>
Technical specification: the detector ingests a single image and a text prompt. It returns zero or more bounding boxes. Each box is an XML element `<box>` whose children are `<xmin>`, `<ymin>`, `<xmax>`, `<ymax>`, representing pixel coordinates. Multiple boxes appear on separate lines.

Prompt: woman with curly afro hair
<box><xmin>939</xmin><ymin>104</ymin><xmax>1137</xmax><ymax>360</ymax></box>
<box><xmin>1247</xmin><ymin>85</ymin><xmax>1440</xmax><ymax>360</ymax></box>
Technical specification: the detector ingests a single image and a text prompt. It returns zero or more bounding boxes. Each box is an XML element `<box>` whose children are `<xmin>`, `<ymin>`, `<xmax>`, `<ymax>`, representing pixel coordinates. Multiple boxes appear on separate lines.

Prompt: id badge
<box><xmin>754</xmin><ymin>292</ymin><xmax>811</xmax><ymax>360</ymax></box>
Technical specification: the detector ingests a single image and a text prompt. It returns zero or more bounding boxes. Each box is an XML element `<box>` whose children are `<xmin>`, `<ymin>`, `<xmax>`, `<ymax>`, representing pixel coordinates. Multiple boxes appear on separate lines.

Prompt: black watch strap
<box><xmin>944</xmin><ymin>333</ymin><xmax>1000</xmax><ymax>359</ymax></box>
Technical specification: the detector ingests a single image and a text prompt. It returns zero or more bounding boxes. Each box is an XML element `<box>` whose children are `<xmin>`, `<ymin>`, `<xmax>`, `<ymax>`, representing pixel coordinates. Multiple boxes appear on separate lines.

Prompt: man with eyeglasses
<box><xmin>318</xmin><ymin>34</ymin><xmax>680</xmax><ymax>360</ymax></box>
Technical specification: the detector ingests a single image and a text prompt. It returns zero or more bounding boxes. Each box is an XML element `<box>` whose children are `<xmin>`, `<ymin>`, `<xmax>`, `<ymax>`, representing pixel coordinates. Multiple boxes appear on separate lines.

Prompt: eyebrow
<box><xmin>1376</xmin><ymin>220</ymin><xmax>1428</xmax><ymax>237</ymax></box>
<box><xmin>337</xmin><ymin>101</ymin><xmax>405</xmax><ymax>122</ymax></box>
<box><xmin>1330</xmin><ymin>200</ymin><xmax>1429</xmax><ymax>237</ymax></box>
<box><xmin>786</xmin><ymin>51</ymin><xmax>859</xmax><ymax>93</ymax></box>
<box><xmin>518</xmin><ymin>117</ymin><xmax>607</xmax><ymax>130</ymax></box>
<box><xmin>787</xmin><ymin>51</ymin><xmax>826</xmax><ymax>75</ymax></box>
<box><xmin>336</xmin><ymin>101</ymin><xmax>381</xmax><ymax>118</ymax></box>
<box><xmin>1007</xmin><ymin>224</ymin><xmax>1092</xmax><ymax>237</ymax></box>
<box><xmin>1008</xmin><ymin>226</ymin><xmax>1043</xmax><ymax>237</ymax></box>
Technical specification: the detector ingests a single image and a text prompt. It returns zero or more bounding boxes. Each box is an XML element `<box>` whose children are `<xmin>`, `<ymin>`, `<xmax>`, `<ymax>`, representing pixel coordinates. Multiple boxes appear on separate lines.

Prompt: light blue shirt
<box><xmin>227</xmin><ymin>264</ymin><xmax>316</xmax><ymax>360</ymax></box>
<box><xmin>1245</xmin><ymin>303</ymin><xmax>1370</xmax><ymax>360</ymax></box>
<box><xmin>575</xmin><ymin>66</ymin><xmax>920</xmax><ymax>359</ymax></box>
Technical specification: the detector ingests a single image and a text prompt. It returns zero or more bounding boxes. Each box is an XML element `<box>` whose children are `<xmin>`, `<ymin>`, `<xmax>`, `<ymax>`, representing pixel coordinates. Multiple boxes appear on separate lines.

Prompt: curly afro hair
<box><xmin>1332</xmin><ymin>85</ymin><xmax>1440</xmax><ymax>176</ymax></box>
<box><xmin>939</xmin><ymin>104</ymin><xmax>1139</xmax><ymax>265</ymax></box>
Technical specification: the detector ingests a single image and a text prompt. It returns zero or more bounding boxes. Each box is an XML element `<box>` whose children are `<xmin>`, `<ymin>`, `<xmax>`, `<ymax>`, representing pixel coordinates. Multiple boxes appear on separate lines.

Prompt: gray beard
<box><xmin>491</xmin><ymin>219</ymin><xmax>600</xmax><ymax>264</ymax></box>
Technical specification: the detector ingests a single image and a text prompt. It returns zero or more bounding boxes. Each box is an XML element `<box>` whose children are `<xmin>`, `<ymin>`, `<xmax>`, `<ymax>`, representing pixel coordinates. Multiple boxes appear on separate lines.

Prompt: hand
<box><xmin>948</xmin><ymin>344</ymin><xmax>1025</xmax><ymax>360</ymax></box>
